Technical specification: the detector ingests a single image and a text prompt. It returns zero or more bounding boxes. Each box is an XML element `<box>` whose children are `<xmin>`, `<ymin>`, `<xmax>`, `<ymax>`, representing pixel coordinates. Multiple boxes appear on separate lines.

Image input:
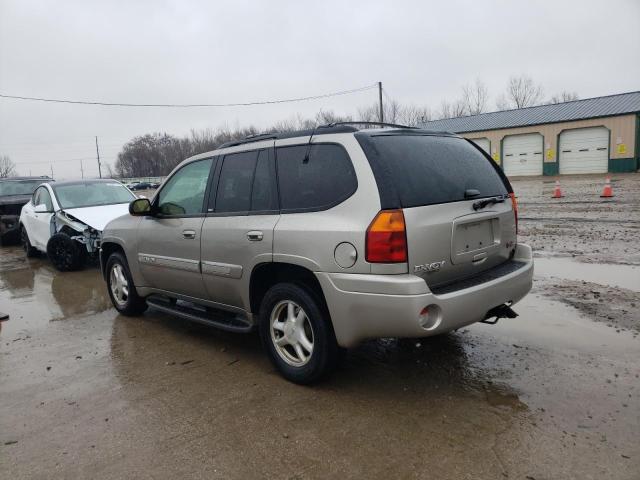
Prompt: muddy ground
<box><xmin>1</xmin><ymin>174</ymin><xmax>639</xmax><ymax>479</ymax></box>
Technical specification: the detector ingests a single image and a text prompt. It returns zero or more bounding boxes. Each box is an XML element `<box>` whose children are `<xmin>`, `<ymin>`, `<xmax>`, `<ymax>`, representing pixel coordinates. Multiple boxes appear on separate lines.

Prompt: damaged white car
<box><xmin>19</xmin><ymin>180</ymin><xmax>136</xmax><ymax>271</ymax></box>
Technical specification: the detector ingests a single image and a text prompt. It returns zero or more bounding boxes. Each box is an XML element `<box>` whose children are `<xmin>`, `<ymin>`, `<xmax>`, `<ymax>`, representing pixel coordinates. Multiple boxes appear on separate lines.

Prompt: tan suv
<box><xmin>100</xmin><ymin>123</ymin><xmax>533</xmax><ymax>383</ymax></box>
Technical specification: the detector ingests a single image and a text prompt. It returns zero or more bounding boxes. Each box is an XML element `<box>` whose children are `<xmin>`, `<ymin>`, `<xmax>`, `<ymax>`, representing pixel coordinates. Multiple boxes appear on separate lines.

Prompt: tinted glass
<box><xmin>54</xmin><ymin>182</ymin><xmax>136</xmax><ymax>209</ymax></box>
<box><xmin>276</xmin><ymin>144</ymin><xmax>356</xmax><ymax>211</ymax></box>
<box><xmin>158</xmin><ymin>159</ymin><xmax>213</xmax><ymax>215</ymax></box>
<box><xmin>215</xmin><ymin>151</ymin><xmax>258</xmax><ymax>213</ymax></box>
<box><xmin>0</xmin><ymin>180</ymin><xmax>42</xmax><ymax>196</ymax></box>
<box><xmin>250</xmin><ymin>150</ymin><xmax>278</xmax><ymax>211</ymax></box>
<box><xmin>365</xmin><ymin>135</ymin><xmax>507</xmax><ymax>208</ymax></box>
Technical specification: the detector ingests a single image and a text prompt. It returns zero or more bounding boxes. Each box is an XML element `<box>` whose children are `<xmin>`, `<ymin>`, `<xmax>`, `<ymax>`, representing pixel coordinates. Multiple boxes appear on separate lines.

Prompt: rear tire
<box><xmin>47</xmin><ymin>232</ymin><xmax>85</xmax><ymax>271</ymax></box>
<box><xmin>259</xmin><ymin>283</ymin><xmax>339</xmax><ymax>384</ymax></box>
<box><xmin>105</xmin><ymin>252</ymin><xmax>147</xmax><ymax>316</ymax></box>
<box><xmin>21</xmin><ymin>226</ymin><xmax>38</xmax><ymax>258</ymax></box>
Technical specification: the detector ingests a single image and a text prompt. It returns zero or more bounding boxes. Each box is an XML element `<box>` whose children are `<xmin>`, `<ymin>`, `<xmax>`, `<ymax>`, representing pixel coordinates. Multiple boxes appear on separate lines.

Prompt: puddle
<box><xmin>534</xmin><ymin>256</ymin><xmax>640</xmax><ymax>292</ymax></box>
<box><xmin>470</xmin><ymin>293</ymin><xmax>640</xmax><ymax>356</ymax></box>
<box><xmin>0</xmin><ymin>246</ymin><xmax>110</xmax><ymax>338</ymax></box>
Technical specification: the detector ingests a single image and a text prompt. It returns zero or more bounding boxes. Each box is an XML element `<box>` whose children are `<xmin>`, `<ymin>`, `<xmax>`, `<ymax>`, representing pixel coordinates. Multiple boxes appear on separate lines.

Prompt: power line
<box><xmin>0</xmin><ymin>84</ymin><xmax>378</xmax><ymax>108</ymax></box>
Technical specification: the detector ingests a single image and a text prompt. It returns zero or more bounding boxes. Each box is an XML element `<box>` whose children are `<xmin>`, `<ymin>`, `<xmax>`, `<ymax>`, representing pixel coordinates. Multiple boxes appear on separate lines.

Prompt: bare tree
<box><xmin>104</xmin><ymin>162</ymin><xmax>116</xmax><ymax>178</ymax></box>
<box><xmin>0</xmin><ymin>155</ymin><xmax>16</xmax><ymax>178</ymax></box>
<box><xmin>548</xmin><ymin>91</ymin><xmax>579</xmax><ymax>104</ymax></box>
<box><xmin>357</xmin><ymin>98</ymin><xmax>401</xmax><ymax>125</ymax></box>
<box><xmin>398</xmin><ymin>105</ymin><xmax>432</xmax><ymax>126</ymax></box>
<box><xmin>436</xmin><ymin>99</ymin><xmax>467</xmax><ymax>119</ymax></box>
<box><xmin>462</xmin><ymin>78</ymin><xmax>489</xmax><ymax>115</ymax></box>
<box><xmin>497</xmin><ymin>75</ymin><xmax>544</xmax><ymax>110</ymax></box>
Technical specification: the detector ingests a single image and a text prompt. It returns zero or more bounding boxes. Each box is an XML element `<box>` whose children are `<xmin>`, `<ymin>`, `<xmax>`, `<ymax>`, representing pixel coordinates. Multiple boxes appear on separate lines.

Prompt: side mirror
<box><xmin>34</xmin><ymin>204</ymin><xmax>49</xmax><ymax>213</ymax></box>
<box><xmin>129</xmin><ymin>198</ymin><xmax>152</xmax><ymax>216</ymax></box>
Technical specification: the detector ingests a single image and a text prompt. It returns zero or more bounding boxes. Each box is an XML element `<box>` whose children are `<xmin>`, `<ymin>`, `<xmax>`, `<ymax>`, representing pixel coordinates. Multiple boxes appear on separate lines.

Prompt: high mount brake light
<box><xmin>366</xmin><ymin>210</ymin><xmax>408</xmax><ymax>263</ymax></box>
<box><xmin>509</xmin><ymin>192</ymin><xmax>518</xmax><ymax>234</ymax></box>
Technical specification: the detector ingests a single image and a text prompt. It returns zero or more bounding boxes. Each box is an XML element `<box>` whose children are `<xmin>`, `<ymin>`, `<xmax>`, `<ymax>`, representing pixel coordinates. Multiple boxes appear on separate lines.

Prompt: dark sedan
<box><xmin>0</xmin><ymin>177</ymin><xmax>51</xmax><ymax>245</ymax></box>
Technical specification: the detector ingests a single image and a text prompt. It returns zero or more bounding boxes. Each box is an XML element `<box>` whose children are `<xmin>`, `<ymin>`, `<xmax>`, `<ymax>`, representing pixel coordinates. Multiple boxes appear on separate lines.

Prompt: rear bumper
<box><xmin>0</xmin><ymin>215</ymin><xmax>20</xmax><ymax>243</ymax></box>
<box><xmin>316</xmin><ymin>243</ymin><xmax>534</xmax><ymax>348</ymax></box>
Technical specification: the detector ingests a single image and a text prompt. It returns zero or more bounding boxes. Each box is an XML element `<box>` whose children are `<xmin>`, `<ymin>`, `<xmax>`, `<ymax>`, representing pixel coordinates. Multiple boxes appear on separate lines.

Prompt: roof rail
<box><xmin>218</xmin><ymin>133</ymin><xmax>278</xmax><ymax>148</ymax></box>
<box><xmin>324</xmin><ymin>121</ymin><xmax>418</xmax><ymax>129</ymax></box>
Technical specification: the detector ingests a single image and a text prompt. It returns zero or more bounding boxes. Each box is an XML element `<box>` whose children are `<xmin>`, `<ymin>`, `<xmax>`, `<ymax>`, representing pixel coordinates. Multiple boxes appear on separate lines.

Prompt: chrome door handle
<box><xmin>246</xmin><ymin>231</ymin><xmax>263</xmax><ymax>241</ymax></box>
<box><xmin>182</xmin><ymin>230</ymin><xmax>196</xmax><ymax>239</ymax></box>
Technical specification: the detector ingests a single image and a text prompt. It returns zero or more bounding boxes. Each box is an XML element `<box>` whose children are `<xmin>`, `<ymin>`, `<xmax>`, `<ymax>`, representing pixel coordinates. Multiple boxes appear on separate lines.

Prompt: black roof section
<box><xmin>218</xmin><ymin>123</ymin><xmax>455</xmax><ymax>149</ymax></box>
<box><xmin>419</xmin><ymin>91</ymin><xmax>640</xmax><ymax>133</ymax></box>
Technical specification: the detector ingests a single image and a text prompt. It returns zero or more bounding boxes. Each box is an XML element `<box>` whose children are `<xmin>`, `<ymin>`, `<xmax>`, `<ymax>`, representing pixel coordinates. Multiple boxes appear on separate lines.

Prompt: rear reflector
<box><xmin>509</xmin><ymin>192</ymin><xmax>518</xmax><ymax>234</ymax></box>
<box><xmin>366</xmin><ymin>210</ymin><xmax>408</xmax><ymax>263</ymax></box>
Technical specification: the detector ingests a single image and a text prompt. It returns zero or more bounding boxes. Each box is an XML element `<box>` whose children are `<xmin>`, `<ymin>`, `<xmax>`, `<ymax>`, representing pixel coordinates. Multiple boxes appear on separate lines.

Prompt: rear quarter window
<box><xmin>276</xmin><ymin>144</ymin><xmax>357</xmax><ymax>212</ymax></box>
<box><xmin>357</xmin><ymin>134</ymin><xmax>508</xmax><ymax>208</ymax></box>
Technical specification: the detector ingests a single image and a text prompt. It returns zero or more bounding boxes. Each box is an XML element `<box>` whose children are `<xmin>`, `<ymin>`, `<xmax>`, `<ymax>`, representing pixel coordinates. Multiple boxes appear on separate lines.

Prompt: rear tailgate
<box><xmin>404</xmin><ymin>199</ymin><xmax>515</xmax><ymax>288</ymax></box>
<box><xmin>356</xmin><ymin>131</ymin><xmax>516</xmax><ymax>288</ymax></box>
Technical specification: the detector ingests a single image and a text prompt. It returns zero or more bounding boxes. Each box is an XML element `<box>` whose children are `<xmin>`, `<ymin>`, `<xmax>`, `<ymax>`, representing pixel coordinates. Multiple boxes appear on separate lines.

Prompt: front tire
<box><xmin>259</xmin><ymin>283</ymin><xmax>339</xmax><ymax>384</ymax></box>
<box><xmin>105</xmin><ymin>252</ymin><xmax>147</xmax><ymax>316</ymax></box>
<box><xmin>21</xmin><ymin>226</ymin><xmax>38</xmax><ymax>258</ymax></box>
<box><xmin>47</xmin><ymin>232</ymin><xmax>85</xmax><ymax>271</ymax></box>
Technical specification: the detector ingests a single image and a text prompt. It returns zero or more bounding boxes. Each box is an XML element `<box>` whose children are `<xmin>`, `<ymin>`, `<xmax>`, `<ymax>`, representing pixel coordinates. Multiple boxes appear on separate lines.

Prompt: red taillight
<box><xmin>509</xmin><ymin>192</ymin><xmax>518</xmax><ymax>234</ymax></box>
<box><xmin>366</xmin><ymin>210</ymin><xmax>408</xmax><ymax>263</ymax></box>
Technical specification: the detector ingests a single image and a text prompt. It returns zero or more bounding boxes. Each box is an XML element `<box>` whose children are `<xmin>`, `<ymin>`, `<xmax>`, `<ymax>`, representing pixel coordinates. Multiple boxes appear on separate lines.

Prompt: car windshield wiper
<box><xmin>472</xmin><ymin>195</ymin><xmax>507</xmax><ymax>211</ymax></box>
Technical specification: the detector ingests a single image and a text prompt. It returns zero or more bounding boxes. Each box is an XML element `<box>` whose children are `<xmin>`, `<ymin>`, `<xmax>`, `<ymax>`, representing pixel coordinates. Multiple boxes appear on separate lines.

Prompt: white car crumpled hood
<box><xmin>62</xmin><ymin>203</ymin><xmax>130</xmax><ymax>232</ymax></box>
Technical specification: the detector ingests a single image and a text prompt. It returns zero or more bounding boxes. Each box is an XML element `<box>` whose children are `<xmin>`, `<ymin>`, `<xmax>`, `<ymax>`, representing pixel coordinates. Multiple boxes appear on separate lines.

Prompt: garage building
<box><xmin>420</xmin><ymin>91</ymin><xmax>640</xmax><ymax>176</ymax></box>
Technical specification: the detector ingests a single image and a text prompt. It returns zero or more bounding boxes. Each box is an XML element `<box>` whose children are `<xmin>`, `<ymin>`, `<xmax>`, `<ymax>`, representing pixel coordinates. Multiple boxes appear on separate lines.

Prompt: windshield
<box><xmin>53</xmin><ymin>182</ymin><xmax>136</xmax><ymax>209</ymax></box>
<box><xmin>359</xmin><ymin>134</ymin><xmax>508</xmax><ymax>208</ymax></box>
<box><xmin>0</xmin><ymin>180</ymin><xmax>42</xmax><ymax>197</ymax></box>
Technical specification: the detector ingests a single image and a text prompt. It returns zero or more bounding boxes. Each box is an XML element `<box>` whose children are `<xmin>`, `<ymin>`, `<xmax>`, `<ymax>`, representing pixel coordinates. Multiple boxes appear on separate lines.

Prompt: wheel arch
<box><xmin>100</xmin><ymin>241</ymin><xmax>128</xmax><ymax>280</ymax></box>
<box><xmin>249</xmin><ymin>262</ymin><xmax>329</xmax><ymax>320</ymax></box>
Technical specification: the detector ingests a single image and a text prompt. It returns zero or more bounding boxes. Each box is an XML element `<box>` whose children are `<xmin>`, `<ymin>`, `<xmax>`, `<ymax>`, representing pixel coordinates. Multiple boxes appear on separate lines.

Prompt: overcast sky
<box><xmin>1</xmin><ymin>0</ymin><xmax>639</xmax><ymax>178</ymax></box>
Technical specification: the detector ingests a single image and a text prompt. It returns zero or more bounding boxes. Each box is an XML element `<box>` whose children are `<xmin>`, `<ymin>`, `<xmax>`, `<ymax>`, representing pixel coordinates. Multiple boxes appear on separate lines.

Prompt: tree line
<box><xmin>113</xmin><ymin>74</ymin><xmax>579</xmax><ymax>178</ymax></box>
<box><xmin>1</xmin><ymin>74</ymin><xmax>579</xmax><ymax>179</ymax></box>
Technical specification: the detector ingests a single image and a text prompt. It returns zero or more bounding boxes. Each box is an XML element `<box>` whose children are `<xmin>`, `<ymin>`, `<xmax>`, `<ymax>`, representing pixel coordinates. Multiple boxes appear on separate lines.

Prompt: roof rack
<box><xmin>324</xmin><ymin>121</ymin><xmax>418</xmax><ymax>129</ymax></box>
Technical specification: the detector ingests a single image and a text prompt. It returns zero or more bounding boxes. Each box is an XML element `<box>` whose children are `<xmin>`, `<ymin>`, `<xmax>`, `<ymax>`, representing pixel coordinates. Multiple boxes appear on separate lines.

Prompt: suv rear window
<box><xmin>276</xmin><ymin>144</ymin><xmax>357</xmax><ymax>212</ymax></box>
<box><xmin>357</xmin><ymin>134</ymin><xmax>508</xmax><ymax>208</ymax></box>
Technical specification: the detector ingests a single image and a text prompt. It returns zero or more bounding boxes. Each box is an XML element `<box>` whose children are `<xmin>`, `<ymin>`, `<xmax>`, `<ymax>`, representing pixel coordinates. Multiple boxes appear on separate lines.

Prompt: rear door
<box><xmin>357</xmin><ymin>133</ymin><xmax>516</xmax><ymax>289</ymax></box>
<box><xmin>200</xmin><ymin>146</ymin><xmax>279</xmax><ymax>311</ymax></box>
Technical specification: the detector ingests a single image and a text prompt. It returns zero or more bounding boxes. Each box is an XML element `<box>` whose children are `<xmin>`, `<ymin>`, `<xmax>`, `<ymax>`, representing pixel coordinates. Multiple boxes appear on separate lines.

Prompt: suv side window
<box><xmin>214</xmin><ymin>150</ymin><xmax>256</xmax><ymax>213</ymax></box>
<box><xmin>34</xmin><ymin>187</ymin><xmax>53</xmax><ymax>211</ymax></box>
<box><xmin>250</xmin><ymin>149</ymin><xmax>278</xmax><ymax>212</ymax></box>
<box><xmin>157</xmin><ymin>159</ymin><xmax>213</xmax><ymax>216</ymax></box>
<box><xmin>275</xmin><ymin>144</ymin><xmax>357</xmax><ymax>212</ymax></box>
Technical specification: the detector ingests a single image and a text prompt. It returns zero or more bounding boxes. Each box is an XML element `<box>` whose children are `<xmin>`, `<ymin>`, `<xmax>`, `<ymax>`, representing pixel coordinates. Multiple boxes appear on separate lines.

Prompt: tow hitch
<box><xmin>481</xmin><ymin>303</ymin><xmax>518</xmax><ymax>325</ymax></box>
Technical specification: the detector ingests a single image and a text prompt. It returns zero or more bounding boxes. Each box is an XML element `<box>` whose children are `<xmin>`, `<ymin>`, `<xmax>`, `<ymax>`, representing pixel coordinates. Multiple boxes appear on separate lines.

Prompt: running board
<box><xmin>146</xmin><ymin>295</ymin><xmax>253</xmax><ymax>333</ymax></box>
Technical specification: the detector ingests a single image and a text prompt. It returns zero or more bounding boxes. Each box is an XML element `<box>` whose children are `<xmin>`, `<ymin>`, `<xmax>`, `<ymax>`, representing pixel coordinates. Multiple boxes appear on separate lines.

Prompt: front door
<box><xmin>201</xmin><ymin>147</ymin><xmax>279</xmax><ymax>311</ymax></box>
<box><xmin>137</xmin><ymin>158</ymin><xmax>215</xmax><ymax>299</ymax></box>
<box><xmin>28</xmin><ymin>186</ymin><xmax>55</xmax><ymax>250</ymax></box>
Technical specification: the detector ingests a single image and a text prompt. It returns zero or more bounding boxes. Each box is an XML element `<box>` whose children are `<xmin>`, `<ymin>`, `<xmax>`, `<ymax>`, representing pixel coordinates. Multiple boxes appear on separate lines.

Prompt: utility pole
<box><xmin>378</xmin><ymin>81</ymin><xmax>384</xmax><ymax>123</ymax></box>
<box><xmin>50</xmin><ymin>164</ymin><xmax>54</xmax><ymax>179</ymax></box>
<box><xmin>80</xmin><ymin>159</ymin><xmax>84</xmax><ymax>179</ymax></box>
<box><xmin>95</xmin><ymin>136</ymin><xmax>102</xmax><ymax>178</ymax></box>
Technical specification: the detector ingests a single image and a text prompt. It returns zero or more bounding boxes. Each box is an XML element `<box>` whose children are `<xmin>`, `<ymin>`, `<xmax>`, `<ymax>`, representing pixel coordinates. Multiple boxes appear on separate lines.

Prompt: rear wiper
<box><xmin>472</xmin><ymin>195</ymin><xmax>506</xmax><ymax>211</ymax></box>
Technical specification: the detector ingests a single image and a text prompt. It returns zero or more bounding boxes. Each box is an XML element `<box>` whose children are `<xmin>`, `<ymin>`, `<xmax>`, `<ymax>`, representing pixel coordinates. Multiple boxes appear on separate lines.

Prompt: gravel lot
<box><xmin>1</xmin><ymin>173</ymin><xmax>638</xmax><ymax>479</ymax></box>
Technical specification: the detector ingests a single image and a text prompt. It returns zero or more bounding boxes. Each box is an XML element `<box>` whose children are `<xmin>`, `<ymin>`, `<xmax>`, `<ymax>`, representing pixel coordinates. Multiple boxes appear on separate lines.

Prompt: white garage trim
<box><xmin>502</xmin><ymin>133</ymin><xmax>543</xmax><ymax>177</ymax></box>
<box><xmin>559</xmin><ymin>127</ymin><xmax>609</xmax><ymax>174</ymax></box>
<box><xmin>470</xmin><ymin>137</ymin><xmax>490</xmax><ymax>155</ymax></box>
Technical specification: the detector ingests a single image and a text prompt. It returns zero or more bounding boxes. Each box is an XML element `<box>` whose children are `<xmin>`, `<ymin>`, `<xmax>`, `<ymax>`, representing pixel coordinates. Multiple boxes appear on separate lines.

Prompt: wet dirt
<box><xmin>515</xmin><ymin>173</ymin><xmax>640</xmax><ymax>265</ymax></box>
<box><xmin>1</xmin><ymin>174</ymin><xmax>640</xmax><ymax>479</ymax></box>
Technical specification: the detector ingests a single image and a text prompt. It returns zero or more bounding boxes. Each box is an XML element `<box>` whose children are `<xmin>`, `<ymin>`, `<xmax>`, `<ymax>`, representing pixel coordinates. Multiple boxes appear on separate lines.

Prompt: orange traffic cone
<box><xmin>600</xmin><ymin>177</ymin><xmax>614</xmax><ymax>198</ymax></box>
<box><xmin>552</xmin><ymin>180</ymin><xmax>564</xmax><ymax>198</ymax></box>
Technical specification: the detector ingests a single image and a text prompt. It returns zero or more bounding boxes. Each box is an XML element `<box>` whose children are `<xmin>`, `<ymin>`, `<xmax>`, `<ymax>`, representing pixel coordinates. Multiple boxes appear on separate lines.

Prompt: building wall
<box><xmin>462</xmin><ymin>114</ymin><xmax>638</xmax><ymax>174</ymax></box>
